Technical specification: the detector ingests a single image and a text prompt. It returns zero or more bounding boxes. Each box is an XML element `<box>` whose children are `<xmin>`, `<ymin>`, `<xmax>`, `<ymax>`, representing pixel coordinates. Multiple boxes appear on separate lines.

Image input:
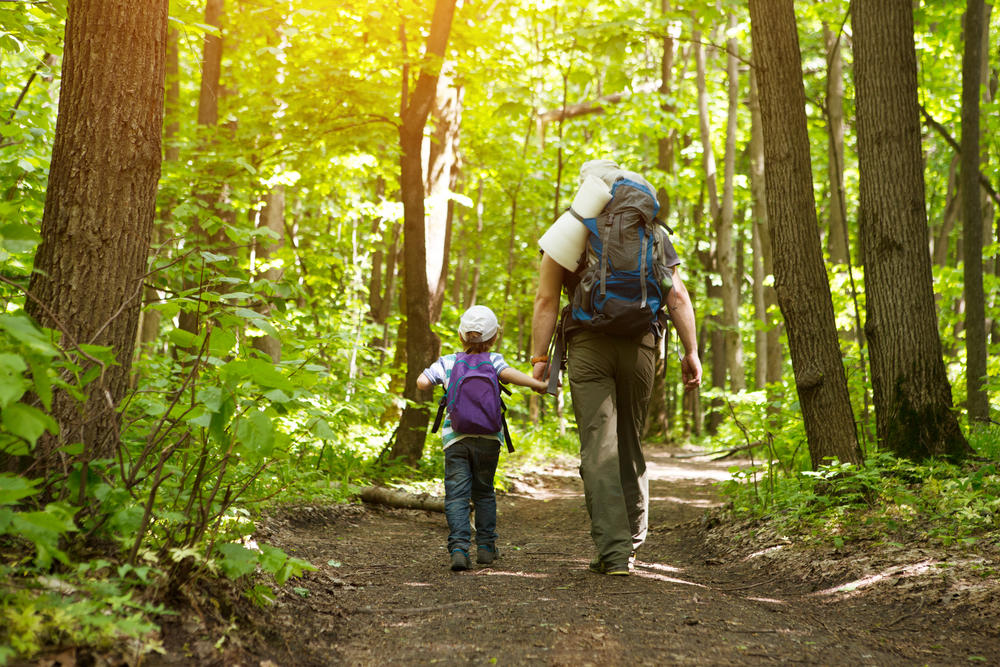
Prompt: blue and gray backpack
<box><xmin>568</xmin><ymin>178</ymin><xmax>676</xmax><ymax>338</ymax></box>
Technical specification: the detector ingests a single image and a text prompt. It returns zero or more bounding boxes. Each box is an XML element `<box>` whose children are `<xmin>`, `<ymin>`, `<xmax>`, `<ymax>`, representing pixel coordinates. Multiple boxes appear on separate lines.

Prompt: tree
<box><xmin>852</xmin><ymin>0</ymin><xmax>972</xmax><ymax>459</ymax></box>
<box><xmin>960</xmin><ymin>0</ymin><xmax>989</xmax><ymax>422</ymax></box>
<box><xmin>748</xmin><ymin>0</ymin><xmax>862</xmax><ymax>468</ymax></box>
<box><xmin>25</xmin><ymin>0</ymin><xmax>168</xmax><ymax>466</ymax></box>
<box><xmin>390</xmin><ymin>0</ymin><xmax>458</xmax><ymax>465</ymax></box>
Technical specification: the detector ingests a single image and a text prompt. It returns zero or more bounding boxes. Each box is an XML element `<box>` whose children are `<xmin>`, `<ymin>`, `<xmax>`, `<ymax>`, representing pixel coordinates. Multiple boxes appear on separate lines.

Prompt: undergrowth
<box><xmin>718</xmin><ymin>424</ymin><xmax>1000</xmax><ymax>551</ymax></box>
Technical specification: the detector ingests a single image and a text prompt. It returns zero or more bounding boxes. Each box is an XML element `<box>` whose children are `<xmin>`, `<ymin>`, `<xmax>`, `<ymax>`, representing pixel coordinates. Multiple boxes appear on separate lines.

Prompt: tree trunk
<box><xmin>749</xmin><ymin>67</ymin><xmax>783</xmax><ymax>398</ymax></box>
<box><xmin>824</xmin><ymin>23</ymin><xmax>849</xmax><ymax>266</ymax></box>
<box><xmin>139</xmin><ymin>24</ymin><xmax>181</xmax><ymax>355</ymax></box>
<box><xmin>749</xmin><ymin>0</ymin><xmax>862</xmax><ymax>468</ymax></box>
<box><xmin>719</xmin><ymin>12</ymin><xmax>745</xmax><ymax>392</ymax></box>
<box><xmin>389</xmin><ymin>0</ymin><xmax>457</xmax><ymax>465</ymax></box>
<box><xmin>961</xmin><ymin>0</ymin><xmax>989</xmax><ymax>422</ymax></box>
<box><xmin>646</xmin><ymin>0</ymin><xmax>677</xmax><ymax>442</ymax></box>
<box><xmin>425</xmin><ymin>67</ymin><xmax>462</xmax><ymax>324</ymax></box>
<box><xmin>852</xmin><ymin>0</ymin><xmax>971</xmax><ymax>459</ymax></box>
<box><xmin>179</xmin><ymin>0</ymin><xmax>225</xmax><ymax>338</ymax></box>
<box><xmin>25</xmin><ymin>0</ymin><xmax>168</xmax><ymax>467</ymax></box>
<box><xmin>252</xmin><ymin>186</ymin><xmax>285</xmax><ymax>362</ymax></box>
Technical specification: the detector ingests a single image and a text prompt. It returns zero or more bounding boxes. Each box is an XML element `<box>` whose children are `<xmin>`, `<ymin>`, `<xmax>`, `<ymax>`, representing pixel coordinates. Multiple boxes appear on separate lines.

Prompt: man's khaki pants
<box><xmin>567</xmin><ymin>330</ymin><xmax>656</xmax><ymax>567</ymax></box>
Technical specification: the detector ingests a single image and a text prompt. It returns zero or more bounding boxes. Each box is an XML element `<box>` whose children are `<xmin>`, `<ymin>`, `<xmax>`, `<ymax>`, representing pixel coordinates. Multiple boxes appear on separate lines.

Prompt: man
<box><xmin>531</xmin><ymin>160</ymin><xmax>702</xmax><ymax>576</ymax></box>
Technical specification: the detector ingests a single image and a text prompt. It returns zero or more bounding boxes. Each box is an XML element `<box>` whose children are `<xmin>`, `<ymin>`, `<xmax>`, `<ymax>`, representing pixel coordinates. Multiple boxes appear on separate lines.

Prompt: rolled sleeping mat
<box><xmin>538</xmin><ymin>175</ymin><xmax>612</xmax><ymax>271</ymax></box>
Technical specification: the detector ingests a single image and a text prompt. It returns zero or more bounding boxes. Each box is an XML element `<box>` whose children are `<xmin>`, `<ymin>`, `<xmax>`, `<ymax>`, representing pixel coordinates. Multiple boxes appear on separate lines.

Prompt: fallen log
<box><xmin>359</xmin><ymin>486</ymin><xmax>445</xmax><ymax>513</ymax></box>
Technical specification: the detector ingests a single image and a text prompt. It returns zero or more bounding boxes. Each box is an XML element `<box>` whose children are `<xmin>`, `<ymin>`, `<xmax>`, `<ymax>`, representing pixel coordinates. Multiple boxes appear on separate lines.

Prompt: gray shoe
<box><xmin>477</xmin><ymin>544</ymin><xmax>500</xmax><ymax>565</ymax></box>
<box><xmin>450</xmin><ymin>549</ymin><xmax>471</xmax><ymax>571</ymax></box>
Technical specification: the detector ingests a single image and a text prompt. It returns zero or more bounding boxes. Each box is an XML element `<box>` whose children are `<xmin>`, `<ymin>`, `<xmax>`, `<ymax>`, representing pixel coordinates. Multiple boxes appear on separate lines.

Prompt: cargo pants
<box><xmin>567</xmin><ymin>330</ymin><xmax>657</xmax><ymax>568</ymax></box>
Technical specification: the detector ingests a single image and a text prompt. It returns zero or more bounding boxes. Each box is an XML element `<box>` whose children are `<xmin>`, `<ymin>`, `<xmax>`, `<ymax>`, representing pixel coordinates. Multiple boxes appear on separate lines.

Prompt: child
<box><xmin>417</xmin><ymin>305</ymin><xmax>547</xmax><ymax>571</ymax></box>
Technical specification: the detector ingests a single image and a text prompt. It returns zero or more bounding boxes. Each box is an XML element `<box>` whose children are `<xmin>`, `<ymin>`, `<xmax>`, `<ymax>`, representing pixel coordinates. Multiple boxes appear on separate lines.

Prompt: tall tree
<box><xmin>852</xmin><ymin>0</ymin><xmax>972</xmax><ymax>459</ymax></box>
<box><xmin>748</xmin><ymin>0</ymin><xmax>862</xmax><ymax>468</ymax></box>
<box><xmin>719</xmin><ymin>12</ymin><xmax>745</xmax><ymax>392</ymax></box>
<box><xmin>390</xmin><ymin>0</ymin><xmax>458</xmax><ymax>464</ymax></box>
<box><xmin>25</xmin><ymin>0</ymin><xmax>168</xmax><ymax>466</ymax></box>
<box><xmin>824</xmin><ymin>22</ymin><xmax>849</xmax><ymax>266</ymax></box>
<box><xmin>960</xmin><ymin>0</ymin><xmax>989</xmax><ymax>423</ymax></box>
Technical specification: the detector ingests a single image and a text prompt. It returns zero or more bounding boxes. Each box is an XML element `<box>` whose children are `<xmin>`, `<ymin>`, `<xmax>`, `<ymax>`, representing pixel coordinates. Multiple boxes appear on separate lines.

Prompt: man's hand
<box><xmin>681</xmin><ymin>352</ymin><xmax>702</xmax><ymax>391</ymax></box>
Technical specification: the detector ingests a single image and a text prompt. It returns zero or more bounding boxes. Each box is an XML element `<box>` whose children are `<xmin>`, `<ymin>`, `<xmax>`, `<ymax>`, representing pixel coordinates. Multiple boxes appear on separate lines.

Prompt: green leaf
<box><xmin>258</xmin><ymin>543</ymin><xmax>287</xmax><ymax>575</ymax></box>
<box><xmin>0</xmin><ymin>473</ymin><xmax>41</xmax><ymax>505</ymax></box>
<box><xmin>208</xmin><ymin>328</ymin><xmax>238</xmax><ymax>357</ymax></box>
<box><xmin>2</xmin><ymin>402</ymin><xmax>58</xmax><ymax>446</ymax></box>
<box><xmin>217</xmin><ymin>543</ymin><xmax>259</xmax><ymax>579</ymax></box>
<box><xmin>168</xmin><ymin>328</ymin><xmax>200</xmax><ymax>349</ymax></box>
<box><xmin>235</xmin><ymin>409</ymin><xmax>275</xmax><ymax>458</ymax></box>
<box><xmin>27</xmin><ymin>358</ymin><xmax>52</xmax><ymax>410</ymax></box>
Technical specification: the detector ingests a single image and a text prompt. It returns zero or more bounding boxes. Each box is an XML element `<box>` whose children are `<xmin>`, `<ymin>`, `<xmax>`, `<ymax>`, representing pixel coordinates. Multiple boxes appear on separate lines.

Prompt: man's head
<box><xmin>459</xmin><ymin>305</ymin><xmax>499</xmax><ymax>353</ymax></box>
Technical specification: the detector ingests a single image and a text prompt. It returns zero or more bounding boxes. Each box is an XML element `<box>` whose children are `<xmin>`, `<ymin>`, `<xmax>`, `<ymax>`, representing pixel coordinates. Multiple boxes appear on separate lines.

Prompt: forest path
<box><xmin>244</xmin><ymin>449</ymin><xmax>998</xmax><ymax>666</ymax></box>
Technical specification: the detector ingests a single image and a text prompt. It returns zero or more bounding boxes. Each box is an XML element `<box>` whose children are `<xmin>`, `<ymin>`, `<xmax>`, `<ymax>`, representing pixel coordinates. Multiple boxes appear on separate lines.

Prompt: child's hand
<box><xmin>531</xmin><ymin>378</ymin><xmax>548</xmax><ymax>393</ymax></box>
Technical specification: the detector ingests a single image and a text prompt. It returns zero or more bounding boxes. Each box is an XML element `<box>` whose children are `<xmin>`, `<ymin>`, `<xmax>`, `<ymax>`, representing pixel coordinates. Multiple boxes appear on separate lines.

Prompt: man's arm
<box><xmin>665</xmin><ymin>266</ymin><xmax>702</xmax><ymax>390</ymax></box>
<box><xmin>531</xmin><ymin>253</ymin><xmax>565</xmax><ymax>381</ymax></box>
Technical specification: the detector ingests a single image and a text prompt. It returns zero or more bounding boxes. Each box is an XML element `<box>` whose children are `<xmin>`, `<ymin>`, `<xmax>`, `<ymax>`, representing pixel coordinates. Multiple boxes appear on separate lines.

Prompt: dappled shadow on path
<box><xmin>194</xmin><ymin>446</ymin><xmax>1000</xmax><ymax>666</ymax></box>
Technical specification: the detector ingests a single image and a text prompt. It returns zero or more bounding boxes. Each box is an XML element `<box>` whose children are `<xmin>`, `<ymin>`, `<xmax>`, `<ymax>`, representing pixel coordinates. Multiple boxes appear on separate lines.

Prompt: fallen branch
<box><xmin>358</xmin><ymin>486</ymin><xmax>444</xmax><ymax>513</ymax></box>
<box><xmin>710</xmin><ymin>441</ymin><xmax>767</xmax><ymax>461</ymax></box>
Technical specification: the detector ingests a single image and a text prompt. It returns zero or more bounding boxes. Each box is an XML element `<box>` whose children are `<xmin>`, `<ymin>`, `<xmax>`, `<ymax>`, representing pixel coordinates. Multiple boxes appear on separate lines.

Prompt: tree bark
<box><xmin>960</xmin><ymin>0</ymin><xmax>989</xmax><ymax>422</ymax></box>
<box><xmin>425</xmin><ymin>67</ymin><xmax>462</xmax><ymax>324</ymax></box>
<box><xmin>824</xmin><ymin>23</ymin><xmax>849</xmax><ymax>266</ymax></box>
<box><xmin>25</xmin><ymin>0</ymin><xmax>168</xmax><ymax>467</ymax></box>
<box><xmin>853</xmin><ymin>0</ymin><xmax>971</xmax><ymax>459</ymax></box>
<box><xmin>719</xmin><ymin>12</ymin><xmax>745</xmax><ymax>392</ymax></box>
<box><xmin>389</xmin><ymin>0</ymin><xmax>457</xmax><ymax>465</ymax></box>
<box><xmin>749</xmin><ymin>0</ymin><xmax>862</xmax><ymax>468</ymax></box>
<box><xmin>252</xmin><ymin>186</ymin><xmax>285</xmax><ymax>362</ymax></box>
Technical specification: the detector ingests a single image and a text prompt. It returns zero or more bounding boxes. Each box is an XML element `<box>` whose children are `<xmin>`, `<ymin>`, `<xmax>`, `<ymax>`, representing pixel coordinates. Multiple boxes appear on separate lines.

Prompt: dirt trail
<box><xmin>228</xmin><ymin>449</ymin><xmax>998</xmax><ymax>666</ymax></box>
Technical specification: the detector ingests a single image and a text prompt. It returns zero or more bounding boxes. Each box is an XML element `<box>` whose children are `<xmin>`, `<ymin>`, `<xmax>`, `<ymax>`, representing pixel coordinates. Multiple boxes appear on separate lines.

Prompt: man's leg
<box><xmin>568</xmin><ymin>332</ymin><xmax>633</xmax><ymax>567</ymax></box>
<box><xmin>615</xmin><ymin>334</ymin><xmax>657</xmax><ymax>552</ymax></box>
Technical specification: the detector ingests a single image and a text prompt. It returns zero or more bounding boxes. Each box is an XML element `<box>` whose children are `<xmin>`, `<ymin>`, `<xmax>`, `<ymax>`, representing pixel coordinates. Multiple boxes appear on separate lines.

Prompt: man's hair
<box><xmin>462</xmin><ymin>332</ymin><xmax>498</xmax><ymax>354</ymax></box>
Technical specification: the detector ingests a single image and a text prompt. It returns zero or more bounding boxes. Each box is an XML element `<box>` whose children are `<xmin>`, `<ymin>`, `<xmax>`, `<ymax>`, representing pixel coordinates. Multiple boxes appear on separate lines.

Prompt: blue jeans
<box><xmin>444</xmin><ymin>437</ymin><xmax>500</xmax><ymax>553</ymax></box>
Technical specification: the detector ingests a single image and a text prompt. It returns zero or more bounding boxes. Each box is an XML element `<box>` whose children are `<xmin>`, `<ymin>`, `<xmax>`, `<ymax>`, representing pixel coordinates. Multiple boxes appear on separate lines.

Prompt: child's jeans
<box><xmin>444</xmin><ymin>436</ymin><xmax>501</xmax><ymax>554</ymax></box>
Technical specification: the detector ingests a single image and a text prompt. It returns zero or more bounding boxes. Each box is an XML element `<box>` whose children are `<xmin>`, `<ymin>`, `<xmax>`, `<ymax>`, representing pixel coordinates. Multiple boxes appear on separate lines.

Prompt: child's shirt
<box><xmin>422</xmin><ymin>352</ymin><xmax>510</xmax><ymax>449</ymax></box>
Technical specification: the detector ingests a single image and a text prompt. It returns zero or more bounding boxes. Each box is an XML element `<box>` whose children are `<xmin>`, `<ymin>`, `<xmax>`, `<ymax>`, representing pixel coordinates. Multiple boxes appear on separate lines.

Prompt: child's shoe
<box><xmin>476</xmin><ymin>544</ymin><xmax>500</xmax><ymax>565</ymax></box>
<box><xmin>450</xmin><ymin>549</ymin><xmax>471</xmax><ymax>571</ymax></box>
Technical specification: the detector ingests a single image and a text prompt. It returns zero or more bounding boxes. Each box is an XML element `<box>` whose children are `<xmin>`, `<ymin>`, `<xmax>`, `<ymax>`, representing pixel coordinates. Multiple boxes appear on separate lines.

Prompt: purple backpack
<box><xmin>447</xmin><ymin>352</ymin><xmax>503</xmax><ymax>434</ymax></box>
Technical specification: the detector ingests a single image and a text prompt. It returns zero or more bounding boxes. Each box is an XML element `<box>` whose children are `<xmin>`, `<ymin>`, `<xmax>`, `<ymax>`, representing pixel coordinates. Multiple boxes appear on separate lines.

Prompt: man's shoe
<box><xmin>450</xmin><ymin>549</ymin><xmax>471</xmax><ymax>571</ymax></box>
<box><xmin>589</xmin><ymin>559</ymin><xmax>630</xmax><ymax>576</ymax></box>
<box><xmin>477</xmin><ymin>544</ymin><xmax>499</xmax><ymax>565</ymax></box>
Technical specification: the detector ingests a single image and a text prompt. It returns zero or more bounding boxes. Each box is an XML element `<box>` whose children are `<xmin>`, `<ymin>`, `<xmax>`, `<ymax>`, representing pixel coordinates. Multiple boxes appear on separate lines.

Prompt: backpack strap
<box><xmin>639</xmin><ymin>232</ymin><xmax>648</xmax><ymax>308</ymax></box>
<box><xmin>599</xmin><ymin>212</ymin><xmax>615</xmax><ymax>298</ymax></box>
<box><xmin>431</xmin><ymin>391</ymin><xmax>446</xmax><ymax>433</ymax></box>
<box><xmin>499</xmin><ymin>382</ymin><xmax>514</xmax><ymax>453</ymax></box>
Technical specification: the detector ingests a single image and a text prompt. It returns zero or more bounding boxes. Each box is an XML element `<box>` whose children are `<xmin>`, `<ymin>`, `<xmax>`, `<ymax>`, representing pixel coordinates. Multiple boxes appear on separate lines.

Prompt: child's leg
<box><xmin>469</xmin><ymin>438</ymin><xmax>501</xmax><ymax>548</ymax></box>
<box><xmin>443</xmin><ymin>442</ymin><xmax>474</xmax><ymax>554</ymax></box>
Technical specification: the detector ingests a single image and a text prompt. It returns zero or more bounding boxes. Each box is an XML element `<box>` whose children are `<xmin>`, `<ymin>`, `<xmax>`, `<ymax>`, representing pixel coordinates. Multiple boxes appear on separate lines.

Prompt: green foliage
<box><xmin>720</xmin><ymin>445</ymin><xmax>1000</xmax><ymax>550</ymax></box>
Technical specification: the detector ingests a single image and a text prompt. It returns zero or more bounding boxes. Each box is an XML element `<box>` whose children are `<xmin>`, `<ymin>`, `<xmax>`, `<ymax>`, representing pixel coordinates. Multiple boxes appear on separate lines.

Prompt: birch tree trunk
<box><xmin>719</xmin><ymin>12</ymin><xmax>745</xmax><ymax>392</ymax></box>
<box><xmin>824</xmin><ymin>23</ymin><xmax>849</xmax><ymax>266</ymax></box>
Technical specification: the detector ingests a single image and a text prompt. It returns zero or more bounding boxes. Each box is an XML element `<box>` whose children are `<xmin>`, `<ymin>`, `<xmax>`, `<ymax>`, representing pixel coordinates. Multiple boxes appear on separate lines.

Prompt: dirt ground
<box><xmin>155</xmin><ymin>447</ymin><xmax>1000</xmax><ymax>666</ymax></box>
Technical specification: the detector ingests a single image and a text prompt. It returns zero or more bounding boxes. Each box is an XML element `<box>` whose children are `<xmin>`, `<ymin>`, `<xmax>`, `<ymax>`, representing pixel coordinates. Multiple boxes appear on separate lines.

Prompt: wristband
<box><xmin>531</xmin><ymin>355</ymin><xmax>549</xmax><ymax>364</ymax></box>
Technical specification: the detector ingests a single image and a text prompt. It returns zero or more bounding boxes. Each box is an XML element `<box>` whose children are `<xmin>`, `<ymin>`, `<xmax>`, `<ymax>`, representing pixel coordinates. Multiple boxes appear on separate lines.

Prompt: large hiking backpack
<box><xmin>432</xmin><ymin>352</ymin><xmax>514</xmax><ymax>451</ymax></box>
<box><xmin>569</xmin><ymin>178</ymin><xmax>675</xmax><ymax>338</ymax></box>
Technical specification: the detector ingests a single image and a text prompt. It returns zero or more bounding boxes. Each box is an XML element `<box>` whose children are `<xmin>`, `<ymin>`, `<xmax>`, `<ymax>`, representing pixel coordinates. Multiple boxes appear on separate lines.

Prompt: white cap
<box><xmin>459</xmin><ymin>305</ymin><xmax>499</xmax><ymax>343</ymax></box>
